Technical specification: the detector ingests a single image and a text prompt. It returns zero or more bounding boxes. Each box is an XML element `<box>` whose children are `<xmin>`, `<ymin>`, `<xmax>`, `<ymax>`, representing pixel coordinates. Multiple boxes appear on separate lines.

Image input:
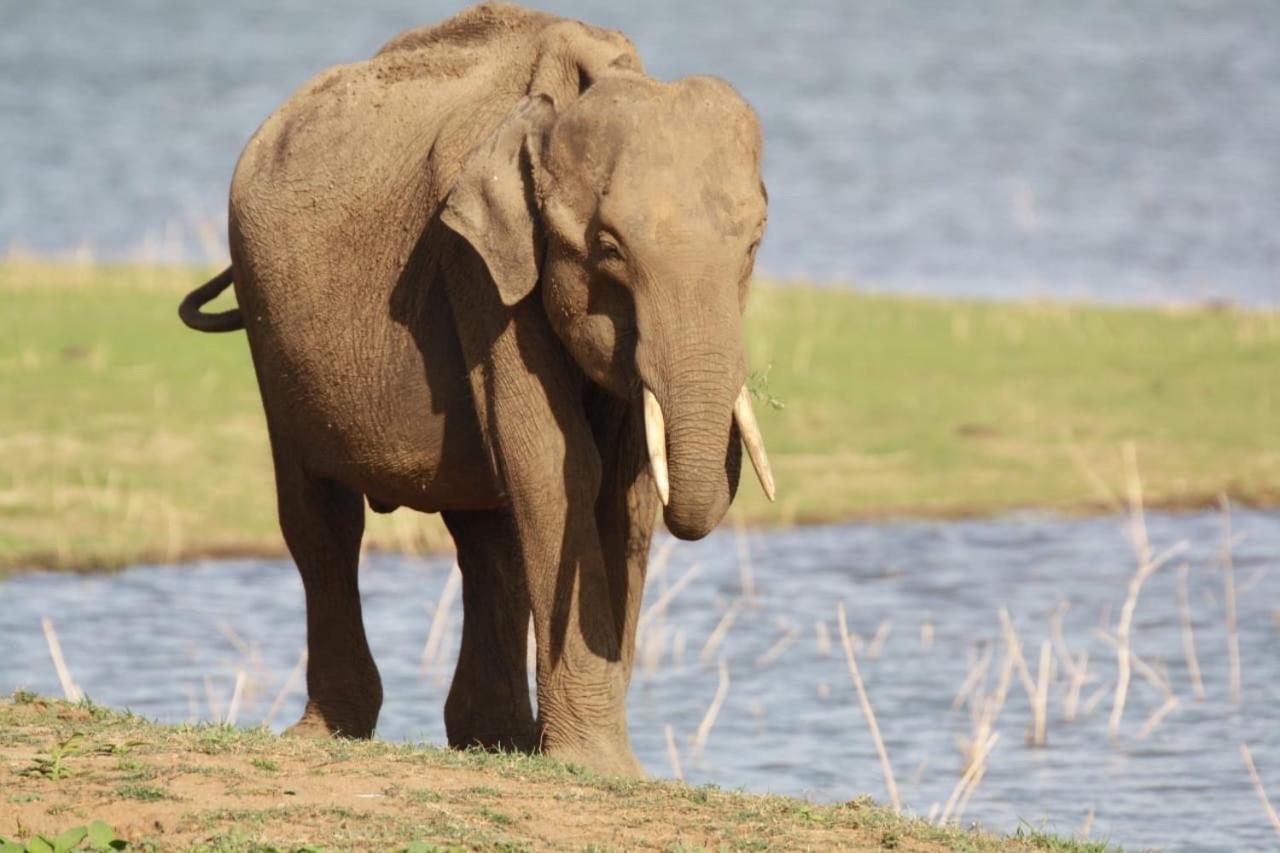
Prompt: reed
<box><xmin>1241</xmin><ymin>743</ymin><xmax>1280</xmax><ymax>839</ymax></box>
<box><xmin>1031</xmin><ymin>640</ymin><xmax>1051</xmax><ymax>747</ymax></box>
<box><xmin>224</xmin><ymin>670</ymin><xmax>248</xmax><ymax>727</ymax></box>
<box><xmin>699</xmin><ymin>599</ymin><xmax>744</xmax><ymax>665</ymax></box>
<box><xmin>942</xmin><ymin>731</ymin><xmax>999</xmax><ymax>825</ymax></box>
<box><xmin>420</xmin><ymin>565</ymin><xmax>461</xmax><ymax>676</ymax></box>
<box><xmin>263</xmin><ymin>649</ymin><xmax>307</xmax><ymax>728</ymax></box>
<box><xmin>691</xmin><ymin>659</ymin><xmax>730</xmax><ymax>763</ymax></box>
<box><xmin>637</xmin><ymin>562</ymin><xmax>702</xmax><ymax>633</ymax></box>
<box><xmin>836</xmin><ymin>602</ymin><xmax>900</xmax><ymax>814</ymax></box>
<box><xmin>665</xmin><ymin>724</ymin><xmax>684</xmax><ymax>781</ymax></box>
<box><xmin>40</xmin><ymin>617</ymin><xmax>82</xmax><ymax>702</ymax></box>
<box><xmin>865</xmin><ymin>619</ymin><xmax>893</xmax><ymax>660</ymax></box>
<box><xmin>1109</xmin><ymin>444</ymin><xmax>1188</xmax><ymax>738</ymax></box>
<box><xmin>1175</xmin><ymin>562</ymin><xmax>1206</xmax><ymax>701</ymax></box>
<box><xmin>754</xmin><ymin>624</ymin><xmax>800</xmax><ymax>668</ymax></box>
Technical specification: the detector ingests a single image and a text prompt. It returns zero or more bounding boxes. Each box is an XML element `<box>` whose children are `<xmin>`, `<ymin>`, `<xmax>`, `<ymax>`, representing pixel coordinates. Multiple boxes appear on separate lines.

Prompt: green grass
<box><xmin>1</xmin><ymin>260</ymin><xmax>1276</xmax><ymax>573</ymax></box>
<box><xmin>0</xmin><ymin>695</ymin><xmax>1115</xmax><ymax>851</ymax></box>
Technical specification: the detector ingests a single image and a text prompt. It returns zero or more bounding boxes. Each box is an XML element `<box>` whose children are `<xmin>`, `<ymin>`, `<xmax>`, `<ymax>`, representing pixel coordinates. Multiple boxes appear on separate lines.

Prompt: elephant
<box><xmin>178</xmin><ymin>2</ymin><xmax>774</xmax><ymax>776</ymax></box>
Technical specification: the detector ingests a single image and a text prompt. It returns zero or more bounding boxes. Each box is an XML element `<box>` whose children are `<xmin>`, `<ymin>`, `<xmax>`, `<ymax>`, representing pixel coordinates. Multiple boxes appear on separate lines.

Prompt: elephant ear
<box><xmin>442</xmin><ymin>95</ymin><xmax>557</xmax><ymax>307</ymax></box>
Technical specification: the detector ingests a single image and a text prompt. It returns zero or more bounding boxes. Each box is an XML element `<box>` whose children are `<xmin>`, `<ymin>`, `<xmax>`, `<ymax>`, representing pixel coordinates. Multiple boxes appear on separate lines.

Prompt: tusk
<box><xmin>734</xmin><ymin>386</ymin><xmax>776</xmax><ymax>502</ymax></box>
<box><xmin>643</xmin><ymin>387</ymin><xmax>670</xmax><ymax>506</ymax></box>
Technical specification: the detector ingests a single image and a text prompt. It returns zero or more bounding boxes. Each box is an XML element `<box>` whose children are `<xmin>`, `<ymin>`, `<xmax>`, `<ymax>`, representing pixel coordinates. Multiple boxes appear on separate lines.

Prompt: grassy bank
<box><xmin>0</xmin><ymin>695</ymin><xmax>1107</xmax><ymax>851</ymax></box>
<box><xmin>1</xmin><ymin>261</ymin><xmax>1276</xmax><ymax>573</ymax></box>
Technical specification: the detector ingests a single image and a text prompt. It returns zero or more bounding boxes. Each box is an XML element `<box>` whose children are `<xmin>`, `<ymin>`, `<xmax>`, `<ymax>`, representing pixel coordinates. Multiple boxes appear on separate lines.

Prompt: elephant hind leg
<box><xmin>273</xmin><ymin>454</ymin><xmax>382</xmax><ymax>738</ymax></box>
<box><xmin>441</xmin><ymin>508</ymin><xmax>537</xmax><ymax>752</ymax></box>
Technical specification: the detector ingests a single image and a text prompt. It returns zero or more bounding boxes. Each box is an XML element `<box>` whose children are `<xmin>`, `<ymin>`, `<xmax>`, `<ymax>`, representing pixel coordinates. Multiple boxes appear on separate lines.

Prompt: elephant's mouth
<box><xmin>641</xmin><ymin>384</ymin><xmax>774</xmax><ymax>539</ymax></box>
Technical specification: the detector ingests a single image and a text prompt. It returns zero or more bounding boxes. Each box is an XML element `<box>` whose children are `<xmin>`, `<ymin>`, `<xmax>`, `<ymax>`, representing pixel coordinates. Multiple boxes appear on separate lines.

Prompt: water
<box><xmin>2</xmin><ymin>0</ymin><xmax>1277</xmax><ymax>305</ymax></box>
<box><xmin>2</xmin><ymin>510</ymin><xmax>1278</xmax><ymax>850</ymax></box>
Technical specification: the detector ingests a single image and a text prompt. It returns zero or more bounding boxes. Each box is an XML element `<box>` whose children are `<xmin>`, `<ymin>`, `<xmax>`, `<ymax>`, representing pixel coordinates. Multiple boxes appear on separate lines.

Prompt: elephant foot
<box><xmin>283</xmin><ymin>698</ymin><xmax>378</xmax><ymax>739</ymax></box>
<box><xmin>446</xmin><ymin>716</ymin><xmax>539</xmax><ymax>754</ymax></box>
<box><xmin>541</xmin><ymin>730</ymin><xmax>646</xmax><ymax>778</ymax></box>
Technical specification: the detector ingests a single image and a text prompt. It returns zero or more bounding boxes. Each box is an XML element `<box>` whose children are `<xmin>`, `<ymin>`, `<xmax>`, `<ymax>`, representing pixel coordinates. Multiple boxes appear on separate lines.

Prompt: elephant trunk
<box><xmin>639</xmin><ymin>351</ymin><xmax>774</xmax><ymax>540</ymax></box>
<box><xmin>635</xmin><ymin>270</ymin><xmax>776</xmax><ymax>539</ymax></box>
<box><xmin>649</xmin><ymin>368</ymin><xmax>740</xmax><ymax>540</ymax></box>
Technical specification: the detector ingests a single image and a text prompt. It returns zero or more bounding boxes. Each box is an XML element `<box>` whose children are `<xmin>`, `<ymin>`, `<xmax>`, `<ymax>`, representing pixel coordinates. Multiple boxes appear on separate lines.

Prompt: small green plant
<box><xmin>478</xmin><ymin>808</ymin><xmax>514</xmax><ymax>827</ymax></box>
<box><xmin>113</xmin><ymin>784</ymin><xmax>171</xmax><ymax>802</ymax></box>
<box><xmin>746</xmin><ymin>365</ymin><xmax>785</xmax><ymax>410</ymax></box>
<box><xmin>249</xmin><ymin>757</ymin><xmax>279</xmax><ymax>772</ymax></box>
<box><xmin>0</xmin><ymin>820</ymin><xmax>126</xmax><ymax>852</ymax></box>
<box><xmin>20</xmin><ymin>733</ymin><xmax>85</xmax><ymax>781</ymax></box>
<box><xmin>12</xmin><ymin>690</ymin><xmax>39</xmax><ymax>705</ymax></box>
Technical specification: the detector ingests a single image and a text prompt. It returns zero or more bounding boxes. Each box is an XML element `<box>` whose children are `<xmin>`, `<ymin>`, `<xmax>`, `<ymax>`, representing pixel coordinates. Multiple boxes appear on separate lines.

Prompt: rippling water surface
<box><xmin>2</xmin><ymin>0</ymin><xmax>1277</xmax><ymax>304</ymax></box>
<box><xmin>3</xmin><ymin>509</ymin><xmax>1279</xmax><ymax>850</ymax></box>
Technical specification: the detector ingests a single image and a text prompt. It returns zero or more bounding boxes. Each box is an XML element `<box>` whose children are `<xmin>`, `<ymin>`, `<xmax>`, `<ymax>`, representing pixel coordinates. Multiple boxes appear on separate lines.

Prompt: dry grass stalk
<box><xmin>1221</xmin><ymin>497</ymin><xmax>1242</xmax><ymax>704</ymax></box>
<box><xmin>814</xmin><ymin>620</ymin><xmax>832</xmax><ymax>657</ymax></box>
<box><xmin>837</xmin><ymin>602</ymin><xmax>901</xmax><ymax>814</ymax></box>
<box><xmin>954</xmin><ymin>640</ymin><xmax>1016</xmax><ymax>795</ymax></box>
<box><xmin>1175</xmin><ymin>562</ymin><xmax>1206</xmax><ymax>701</ymax></box>
<box><xmin>755</xmin><ymin>625</ymin><xmax>800</xmax><ymax>668</ymax></box>
<box><xmin>671</xmin><ymin>628</ymin><xmax>687</xmax><ymax>667</ymax></box>
<box><xmin>939</xmin><ymin>731</ymin><xmax>999</xmax><ymax>825</ymax></box>
<box><xmin>1134</xmin><ymin>695</ymin><xmax>1179</xmax><ymax>741</ymax></box>
<box><xmin>954</xmin><ymin>734</ymin><xmax>998</xmax><ymax>822</ymax></box>
<box><xmin>1094</xmin><ymin>629</ymin><xmax>1174</xmax><ymax>697</ymax></box>
<box><xmin>1109</xmin><ymin>446</ymin><xmax>1188</xmax><ymax>738</ymax></box>
<box><xmin>1031</xmin><ymin>640</ymin><xmax>1052</xmax><ymax>746</ymax></box>
<box><xmin>263</xmin><ymin>649</ymin><xmax>307</xmax><ymax>727</ymax></box>
<box><xmin>996</xmin><ymin>608</ymin><xmax>1037</xmax><ymax>704</ymax></box>
<box><xmin>224</xmin><ymin>670</ymin><xmax>248</xmax><ymax>727</ymax></box>
<box><xmin>1063</xmin><ymin>650</ymin><xmax>1090</xmax><ymax>722</ymax></box>
<box><xmin>866</xmin><ymin>620</ymin><xmax>893</xmax><ymax>660</ymax></box>
<box><xmin>691</xmin><ymin>659</ymin><xmax>730</xmax><ymax>762</ymax></box>
<box><xmin>640</xmin><ymin>622</ymin><xmax>669</xmax><ymax>678</ymax></box>
<box><xmin>665</xmin><ymin>724</ymin><xmax>684</xmax><ymax>781</ymax></box>
<box><xmin>699</xmin><ymin>599</ymin><xmax>744</xmax><ymax>664</ymax></box>
<box><xmin>1079</xmin><ymin>806</ymin><xmax>1096</xmax><ymax>839</ymax></box>
<box><xmin>1082</xmin><ymin>679</ymin><xmax>1112</xmax><ymax>716</ymax></box>
<box><xmin>1049</xmin><ymin>600</ymin><xmax>1081</xmax><ymax>678</ymax></box>
<box><xmin>421</xmin><ymin>565</ymin><xmax>461</xmax><ymax>675</ymax></box>
<box><xmin>203</xmin><ymin>674</ymin><xmax>224</xmax><ymax>722</ymax></box>
<box><xmin>41</xmin><ymin>617</ymin><xmax>83</xmax><ymax>702</ymax></box>
<box><xmin>1241</xmin><ymin>743</ymin><xmax>1280</xmax><ymax>839</ymax></box>
<box><xmin>920</xmin><ymin>621</ymin><xmax>934</xmax><ymax>651</ymax></box>
<box><xmin>952</xmin><ymin>642</ymin><xmax>994</xmax><ymax>711</ymax></box>
<box><xmin>638</xmin><ymin>562</ymin><xmax>702</xmax><ymax>633</ymax></box>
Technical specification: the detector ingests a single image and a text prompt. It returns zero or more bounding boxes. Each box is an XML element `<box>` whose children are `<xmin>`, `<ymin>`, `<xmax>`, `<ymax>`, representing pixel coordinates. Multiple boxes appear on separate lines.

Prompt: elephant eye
<box><xmin>596</xmin><ymin>233</ymin><xmax>624</xmax><ymax>263</ymax></box>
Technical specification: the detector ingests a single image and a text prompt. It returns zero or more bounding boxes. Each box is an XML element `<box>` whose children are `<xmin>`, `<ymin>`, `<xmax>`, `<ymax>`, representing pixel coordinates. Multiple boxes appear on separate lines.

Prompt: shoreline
<box><xmin>2</xmin><ymin>490</ymin><xmax>1277</xmax><ymax>578</ymax></box>
<box><xmin>4</xmin><ymin>262</ymin><xmax>1277</xmax><ymax>577</ymax></box>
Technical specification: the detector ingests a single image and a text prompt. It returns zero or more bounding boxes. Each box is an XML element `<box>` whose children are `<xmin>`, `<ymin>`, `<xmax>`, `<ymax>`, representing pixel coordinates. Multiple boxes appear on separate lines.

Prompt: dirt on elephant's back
<box><xmin>0</xmin><ymin>698</ymin><xmax>1059</xmax><ymax>851</ymax></box>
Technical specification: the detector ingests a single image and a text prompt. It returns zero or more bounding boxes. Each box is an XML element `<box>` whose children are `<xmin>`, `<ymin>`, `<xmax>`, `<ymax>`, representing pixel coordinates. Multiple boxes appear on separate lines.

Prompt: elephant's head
<box><xmin>443</xmin><ymin>73</ymin><xmax>773</xmax><ymax>540</ymax></box>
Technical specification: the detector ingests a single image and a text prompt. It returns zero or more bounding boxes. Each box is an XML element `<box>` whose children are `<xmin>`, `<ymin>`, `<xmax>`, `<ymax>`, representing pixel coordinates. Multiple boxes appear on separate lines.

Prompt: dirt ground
<box><xmin>0</xmin><ymin>698</ymin><xmax>1098</xmax><ymax>852</ymax></box>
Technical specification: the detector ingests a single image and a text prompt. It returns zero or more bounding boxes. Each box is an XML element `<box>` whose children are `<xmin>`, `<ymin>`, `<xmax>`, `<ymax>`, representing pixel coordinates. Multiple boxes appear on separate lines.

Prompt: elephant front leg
<box><xmin>517</xmin><ymin>473</ymin><xmax>641</xmax><ymax>776</ymax></box>
<box><xmin>446</xmin><ymin>266</ymin><xmax>641</xmax><ymax>776</ymax></box>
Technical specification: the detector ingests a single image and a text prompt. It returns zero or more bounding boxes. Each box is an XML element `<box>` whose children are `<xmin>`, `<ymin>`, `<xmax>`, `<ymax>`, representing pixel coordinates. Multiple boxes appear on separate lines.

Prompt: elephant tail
<box><xmin>178</xmin><ymin>266</ymin><xmax>244</xmax><ymax>333</ymax></box>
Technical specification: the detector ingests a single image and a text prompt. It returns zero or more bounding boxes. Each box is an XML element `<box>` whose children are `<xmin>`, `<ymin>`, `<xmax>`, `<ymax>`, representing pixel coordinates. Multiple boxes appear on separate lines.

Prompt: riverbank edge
<box><xmin>6</xmin><ymin>261</ymin><xmax>1278</xmax><ymax>577</ymax></box>
<box><xmin>3</xmin><ymin>491</ymin><xmax>1276</xmax><ymax>578</ymax></box>
<box><xmin>0</xmin><ymin>695</ymin><xmax>1110</xmax><ymax>851</ymax></box>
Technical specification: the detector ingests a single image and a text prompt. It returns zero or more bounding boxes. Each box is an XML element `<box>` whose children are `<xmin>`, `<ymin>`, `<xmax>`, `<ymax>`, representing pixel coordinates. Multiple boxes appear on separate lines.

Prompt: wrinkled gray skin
<box><xmin>218</xmin><ymin>2</ymin><xmax>767</xmax><ymax>775</ymax></box>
